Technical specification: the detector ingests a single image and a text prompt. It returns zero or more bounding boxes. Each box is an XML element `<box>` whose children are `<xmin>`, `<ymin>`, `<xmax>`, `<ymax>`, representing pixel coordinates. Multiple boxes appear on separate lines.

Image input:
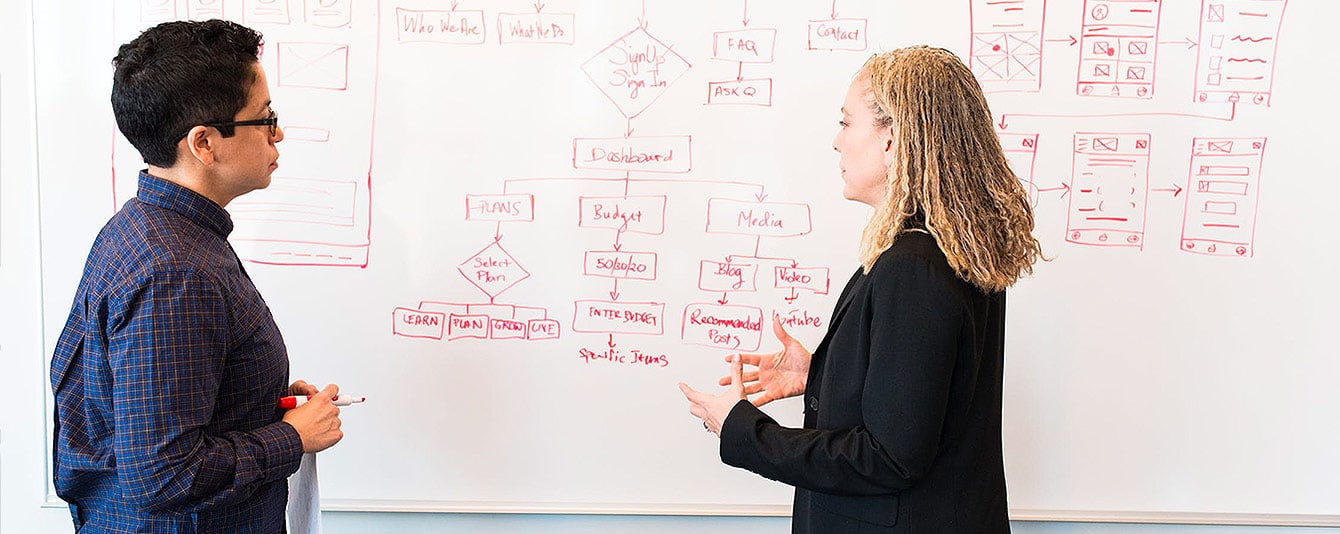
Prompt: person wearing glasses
<box><xmin>680</xmin><ymin>46</ymin><xmax>1042</xmax><ymax>533</ymax></box>
<box><xmin>50</xmin><ymin>19</ymin><xmax>344</xmax><ymax>532</ymax></box>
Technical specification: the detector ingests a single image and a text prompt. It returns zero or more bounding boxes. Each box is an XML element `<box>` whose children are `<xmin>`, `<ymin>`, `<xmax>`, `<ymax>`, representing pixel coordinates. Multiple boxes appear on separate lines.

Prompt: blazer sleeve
<box><xmin>720</xmin><ymin>254</ymin><xmax>965</xmax><ymax>495</ymax></box>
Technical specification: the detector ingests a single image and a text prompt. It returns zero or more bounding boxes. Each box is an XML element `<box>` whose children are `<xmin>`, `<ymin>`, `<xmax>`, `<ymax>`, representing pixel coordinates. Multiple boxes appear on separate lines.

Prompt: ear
<box><xmin>181</xmin><ymin>125</ymin><xmax>217</xmax><ymax>166</ymax></box>
<box><xmin>882</xmin><ymin>126</ymin><xmax>897</xmax><ymax>167</ymax></box>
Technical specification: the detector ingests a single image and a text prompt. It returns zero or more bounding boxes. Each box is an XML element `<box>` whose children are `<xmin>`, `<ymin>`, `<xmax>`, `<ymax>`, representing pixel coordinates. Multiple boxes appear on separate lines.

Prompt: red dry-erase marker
<box><xmin>277</xmin><ymin>395</ymin><xmax>366</xmax><ymax>409</ymax></box>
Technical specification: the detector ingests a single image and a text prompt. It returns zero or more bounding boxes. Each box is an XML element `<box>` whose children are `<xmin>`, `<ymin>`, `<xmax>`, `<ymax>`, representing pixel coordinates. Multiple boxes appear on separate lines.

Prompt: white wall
<box><xmin>3</xmin><ymin>0</ymin><xmax>1339</xmax><ymax>532</ymax></box>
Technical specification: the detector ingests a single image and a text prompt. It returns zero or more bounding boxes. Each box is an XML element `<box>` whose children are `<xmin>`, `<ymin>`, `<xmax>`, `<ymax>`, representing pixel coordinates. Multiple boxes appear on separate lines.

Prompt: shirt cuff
<box><xmin>259</xmin><ymin>421</ymin><xmax>305</xmax><ymax>481</ymax></box>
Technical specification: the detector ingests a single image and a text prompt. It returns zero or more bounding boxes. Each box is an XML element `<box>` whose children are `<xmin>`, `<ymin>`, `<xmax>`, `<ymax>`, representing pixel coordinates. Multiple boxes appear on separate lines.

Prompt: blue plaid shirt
<box><xmin>51</xmin><ymin>172</ymin><xmax>303</xmax><ymax>533</ymax></box>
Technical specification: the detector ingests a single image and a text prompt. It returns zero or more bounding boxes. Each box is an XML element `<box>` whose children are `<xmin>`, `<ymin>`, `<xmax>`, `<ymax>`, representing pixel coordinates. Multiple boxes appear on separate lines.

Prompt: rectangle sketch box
<box><xmin>278</xmin><ymin>42</ymin><xmax>350</xmax><ymax>90</ymax></box>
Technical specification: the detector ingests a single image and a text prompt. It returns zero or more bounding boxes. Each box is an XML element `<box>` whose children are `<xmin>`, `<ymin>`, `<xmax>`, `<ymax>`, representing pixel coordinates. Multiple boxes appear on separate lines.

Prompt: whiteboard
<box><xmin>31</xmin><ymin>0</ymin><xmax>1340</xmax><ymax>524</ymax></box>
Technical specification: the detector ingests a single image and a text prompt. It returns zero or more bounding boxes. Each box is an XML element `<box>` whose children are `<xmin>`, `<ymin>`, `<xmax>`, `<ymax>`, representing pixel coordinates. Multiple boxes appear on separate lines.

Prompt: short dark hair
<box><xmin>111</xmin><ymin>19</ymin><xmax>264</xmax><ymax>167</ymax></box>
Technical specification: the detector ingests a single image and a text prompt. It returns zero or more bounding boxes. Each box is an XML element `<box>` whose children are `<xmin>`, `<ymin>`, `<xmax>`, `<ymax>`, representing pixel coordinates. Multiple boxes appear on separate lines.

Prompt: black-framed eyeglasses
<box><xmin>201</xmin><ymin>109</ymin><xmax>280</xmax><ymax>138</ymax></box>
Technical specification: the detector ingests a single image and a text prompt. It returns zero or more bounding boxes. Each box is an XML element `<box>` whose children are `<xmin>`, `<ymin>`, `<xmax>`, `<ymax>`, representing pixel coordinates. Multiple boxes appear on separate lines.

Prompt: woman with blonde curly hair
<box><xmin>681</xmin><ymin>45</ymin><xmax>1042</xmax><ymax>533</ymax></box>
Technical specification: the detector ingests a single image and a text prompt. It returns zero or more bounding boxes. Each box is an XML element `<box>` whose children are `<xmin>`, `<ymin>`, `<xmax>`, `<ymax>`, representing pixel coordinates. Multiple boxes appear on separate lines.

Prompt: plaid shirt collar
<box><xmin>136</xmin><ymin>170</ymin><xmax>234</xmax><ymax>239</ymax></box>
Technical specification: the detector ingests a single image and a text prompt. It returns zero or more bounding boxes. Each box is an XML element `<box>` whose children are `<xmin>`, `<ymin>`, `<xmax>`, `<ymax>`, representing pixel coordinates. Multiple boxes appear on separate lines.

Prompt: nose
<box><xmin>832</xmin><ymin>131</ymin><xmax>841</xmax><ymax>153</ymax></box>
<box><xmin>273</xmin><ymin>125</ymin><xmax>285</xmax><ymax>143</ymax></box>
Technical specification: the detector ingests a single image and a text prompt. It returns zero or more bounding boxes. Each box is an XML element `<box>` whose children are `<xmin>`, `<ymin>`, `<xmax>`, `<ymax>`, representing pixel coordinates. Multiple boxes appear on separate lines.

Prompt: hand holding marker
<box><xmin>279</xmin><ymin>395</ymin><xmax>366</xmax><ymax>409</ymax></box>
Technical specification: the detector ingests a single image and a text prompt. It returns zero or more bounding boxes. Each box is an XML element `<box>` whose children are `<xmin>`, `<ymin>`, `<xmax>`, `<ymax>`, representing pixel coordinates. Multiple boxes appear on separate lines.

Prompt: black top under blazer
<box><xmin>720</xmin><ymin>231</ymin><xmax>1010</xmax><ymax>533</ymax></box>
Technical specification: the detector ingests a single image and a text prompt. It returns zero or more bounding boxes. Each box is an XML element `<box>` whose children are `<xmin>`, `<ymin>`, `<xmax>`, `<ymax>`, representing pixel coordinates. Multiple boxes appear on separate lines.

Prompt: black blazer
<box><xmin>720</xmin><ymin>232</ymin><xmax>1010</xmax><ymax>533</ymax></box>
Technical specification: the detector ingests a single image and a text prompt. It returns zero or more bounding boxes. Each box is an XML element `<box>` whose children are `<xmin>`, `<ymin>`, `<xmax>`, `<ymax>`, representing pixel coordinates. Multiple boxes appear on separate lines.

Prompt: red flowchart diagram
<box><xmin>708</xmin><ymin>1</ymin><xmax>776</xmax><ymax>107</ymax></box>
<box><xmin>385</xmin><ymin>0</ymin><xmax>1290</xmax><ymax>366</ymax></box>
<box><xmin>390</xmin><ymin>2</ymin><xmax>851</xmax><ymax>367</ymax></box>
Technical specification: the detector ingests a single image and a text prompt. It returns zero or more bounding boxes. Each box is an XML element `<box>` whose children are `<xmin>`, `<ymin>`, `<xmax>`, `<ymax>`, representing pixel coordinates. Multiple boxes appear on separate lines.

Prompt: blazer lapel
<box><xmin>811</xmin><ymin>268</ymin><xmax>867</xmax><ymax>356</ymax></box>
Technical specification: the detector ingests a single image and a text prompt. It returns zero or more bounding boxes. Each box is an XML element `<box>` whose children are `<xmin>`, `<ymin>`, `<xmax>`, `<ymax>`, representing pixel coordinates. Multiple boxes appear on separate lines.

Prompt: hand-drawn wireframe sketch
<box><xmin>582</xmin><ymin>26</ymin><xmax>692</xmax><ymax>119</ymax></box>
<box><xmin>1194</xmin><ymin>0</ymin><xmax>1287</xmax><ymax>105</ymax></box>
<box><xmin>187</xmin><ymin>0</ymin><xmax>224</xmax><ymax>21</ymax></box>
<box><xmin>245</xmin><ymin>0</ymin><xmax>292</xmax><ymax>26</ymax></box>
<box><xmin>999</xmin><ymin>132</ymin><xmax>1043</xmax><ymax>205</ymax></box>
<box><xmin>306</xmin><ymin>0</ymin><xmax>352</xmax><ymax>29</ymax></box>
<box><xmin>278</xmin><ymin>42</ymin><xmax>350</xmax><ymax>90</ymax></box>
<box><xmin>498</xmin><ymin>5</ymin><xmax>576</xmax><ymax>45</ymax></box>
<box><xmin>139</xmin><ymin>0</ymin><xmax>175</xmax><ymax>23</ymax></box>
<box><xmin>970</xmin><ymin>0</ymin><xmax>1046</xmax><ymax>93</ymax></box>
<box><xmin>228</xmin><ymin>177</ymin><xmax>356</xmax><ymax>227</ymax></box>
<box><xmin>1180</xmin><ymin>137</ymin><xmax>1266</xmax><ymax>257</ymax></box>
<box><xmin>113</xmin><ymin>1</ymin><xmax>378</xmax><ymax>268</ymax></box>
<box><xmin>395</xmin><ymin>7</ymin><xmax>486</xmax><ymax>44</ymax></box>
<box><xmin>1077</xmin><ymin>0</ymin><xmax>1161</xmax><ymax>98</ymax></box>
<box><xmin>1066</xmin><ymin>132</ymin><xmax>1152</xmax><ymax>248</ymax></box>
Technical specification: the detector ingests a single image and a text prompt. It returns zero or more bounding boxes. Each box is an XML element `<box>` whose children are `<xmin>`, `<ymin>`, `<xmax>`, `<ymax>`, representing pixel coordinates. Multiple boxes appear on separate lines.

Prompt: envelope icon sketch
<box><xmin>278</xmin><ymin>42</ymin><xmax>349</xmax><ymax>90</ymax></box>
<box><xmin>1208</xmin><ymin>4</ymin><xmax>1225</xmax><ymax>22</ymax></box>
<box><xmin>1126</xmin><ymin>66</ymin><xmax>1146</xmax><ymax>80</ymax></box>
<box><xmin>976</xmin><ymin>55</ymin><xmax>1009</xmax><ymax>79</ymax></box>
<box><xmin>1207</xmin><ymin>140</ymin><xmax>1234</xmax><ymax>153</ymax></box>
<box><xmin>1093</xmin><ymin>137</ymin><xmax>1119</xmax><ymax>152</ymax></box>
<box><xmin>1128</xmin><ymin>41</ymin><xmax>1148</xmax><ymax>55</ymax></box>
<box><xmin>1007</xmin><ymin>32</ymin><xmax>1040</xmax><ymax>55</ymax></box>
<box><xmin>1094</xmin><ymin>64</ymin><xmax>1111</xmax><ymax>77</ymax></box>
<box><xmin>973</xmin><ymin>34</ymin><xmax>1007</xmax><ymax>56</ymax></box>
<box><xmin>1010</xmin><ymin>54</ymin><xmax>1041</xmax><ymax>78</ymax></box>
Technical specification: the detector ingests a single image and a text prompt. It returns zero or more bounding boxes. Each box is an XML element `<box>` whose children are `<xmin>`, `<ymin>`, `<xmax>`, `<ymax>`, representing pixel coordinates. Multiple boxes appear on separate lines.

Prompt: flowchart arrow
<box><xmin>1152</xmin><ymin>183</ymin><xmax>1184</xmax><ymax>197</ymax></box>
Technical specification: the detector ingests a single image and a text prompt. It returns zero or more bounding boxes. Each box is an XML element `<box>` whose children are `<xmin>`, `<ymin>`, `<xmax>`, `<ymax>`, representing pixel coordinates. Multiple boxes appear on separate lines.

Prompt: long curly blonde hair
<box><xmin>856</xmin><ymin>46</ymin><xmax>1042</xmax><ymax>292</ymax></box>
